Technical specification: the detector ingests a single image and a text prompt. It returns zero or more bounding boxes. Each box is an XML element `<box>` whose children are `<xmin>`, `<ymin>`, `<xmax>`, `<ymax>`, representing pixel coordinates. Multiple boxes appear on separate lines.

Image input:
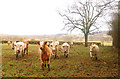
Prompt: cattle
<box><xmin>89</xmin><ymin>44</ymin><xmax>99</xmax><ymax>60</ymax></box>
<box><xmin>37</xmin><ymin>41</ymin><xmax>52</xmax><ymax>71</ymax></box>
<box><xmin>61</xmin><ymin>42</ymin><xmax>70</xmax><ymax>58</ymax></box>
<box><xmin>22</xmin><ymin>41</ymin><xmax>29</xmax><ymax>55</ymax></box>
<box><xmin>8</xmin><ymin>41</ymin><xmax>11</xmax><ymax>45</ymax></box>
<box><xmin>50</xmin><ymin>41</ymin><xmax>59</xmax><ymax>58</ymax></box>
<box><xmin>70</xmin><ymin>41</ymin><xmax>73</xmax><ymax>48</ymax></box>
<box><xmin>14</xmin><ymin>42</ymin><xmax>25</xmax><ymax>59</ymax></box>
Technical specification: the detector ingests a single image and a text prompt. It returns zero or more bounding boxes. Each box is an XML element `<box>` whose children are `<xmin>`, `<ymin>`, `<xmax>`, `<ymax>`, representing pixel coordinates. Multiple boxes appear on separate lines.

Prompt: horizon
<box><xmin>0</xmin><ymin>30</ymin><xmax>109</xmax><ymax>36</ymax></box>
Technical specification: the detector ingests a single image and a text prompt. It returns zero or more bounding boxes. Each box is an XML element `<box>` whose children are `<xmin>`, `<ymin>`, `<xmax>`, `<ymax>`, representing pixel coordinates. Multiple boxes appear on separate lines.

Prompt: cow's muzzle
<box><xmin>16</xmin><ymin>50</ymin><xmax>20</xmax><ymax>53</ymax></box>
<box><xmin>40</xmin><ymin>47</ymin><xmax>43</xmax><ymax>50</ymax></box>
<box><xmin>90</xmin><ymin>51</ymin><xmax>93</xmax><ymax>52</ymax></box>
<box><xmin>64</xmin><ymin>51</ymin><xmax>67</xmax><ymax>53</ymax></box>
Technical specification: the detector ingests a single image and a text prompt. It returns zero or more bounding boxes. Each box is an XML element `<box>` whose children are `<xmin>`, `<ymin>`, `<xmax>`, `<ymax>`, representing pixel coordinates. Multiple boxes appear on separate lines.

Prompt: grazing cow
<box><xmin>8</xmin><ymin>41</ymin><xmax>11</xmax><ymax>45</ymax></box>
<box><xmin>61</xmin><ymin>42</ymin><xmax>70</xmax><ymax>58</ymax></box>
<box><xmin>50</xmin><ymin>41</ymin><xmax>59</xmax><ymax>58</ymax></box>
<box><xmin>89</xmin><ymin>44</ymin><xmax>99</xmax><ymax>60</ymax></box>
<box><xmin>23</xmin><ymin>41</ymin><xmax>29</xmax><ymax>55</ymax></box>
<box><xmin>38</xmin><ymin>41</ymin><xmax>52</xmax><ymax>71</ymax></box>
<box><xmin>14</xmin><ymin>42</ymin><xmax>25</xmax><ymax>59</ymax></box>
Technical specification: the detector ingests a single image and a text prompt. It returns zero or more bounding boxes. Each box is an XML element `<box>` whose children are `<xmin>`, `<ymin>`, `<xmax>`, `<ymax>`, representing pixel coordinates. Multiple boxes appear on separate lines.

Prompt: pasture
<box><xmin>2</xmin><ymin>44</ymin><xmax>118</xmax><ymax>77</ymax></box>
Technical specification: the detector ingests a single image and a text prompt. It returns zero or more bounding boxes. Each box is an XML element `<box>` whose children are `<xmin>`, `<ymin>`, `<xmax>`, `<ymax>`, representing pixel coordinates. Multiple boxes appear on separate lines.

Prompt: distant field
<box><xmin>2</xmin><ymin>44</ymin><xmax>118</xmax><ymax>77</ymax></box>
<box><xmin>103</xmin><ymin>41</ymin><xmax>112</xmax><ymax>46</ymax></box>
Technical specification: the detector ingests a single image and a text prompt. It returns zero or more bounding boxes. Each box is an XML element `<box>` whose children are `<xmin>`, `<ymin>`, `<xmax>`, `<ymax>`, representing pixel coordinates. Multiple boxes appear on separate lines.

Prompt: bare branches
<box><xmin>59</xmin><ymin>0</ymin><xmax>114</xmax><ymax>35</ymax></box>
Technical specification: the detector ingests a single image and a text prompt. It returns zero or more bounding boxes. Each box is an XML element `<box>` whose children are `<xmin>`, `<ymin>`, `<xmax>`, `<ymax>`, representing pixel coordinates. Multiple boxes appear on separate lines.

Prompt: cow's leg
<box><xmin>26</xmin><ymin>48</ymin><xmax>28</xmax><ymax>55</ymax></box>
<box><xmin>90</xmin><ymin>52</ymin><xmax>93</xmax><ymax>60</ymax></box>
<box><xmin>22</xmin><ymin>52</ymin><xmax>24</xmax><ymax>57</ymax></box>
<box><xmin>47</xmin><ymin>58</ymin><xmax>50</xmax><ymax>71</ymax></box>
<box><xmin>24</xmin><ymin>49</ymin><xmax>25</xmax><ymax>54</ymax></box>
<box><xmin>22</xmin><ymin>49</ymin><xmax>24</xmax><ymax>57</ymax></box>
<box><xmin>64</xmin><ymin>53</ymin><xmax>65</xmax><ymax>56</ymax></box>
<box><xmin>16</xmin><ymin>54</ymin><xmax>18</xmax><ymax>60</ymax></box>
<box><xmin>41</xmin><ymin>60</ymin><xmax>44</xmax><ymax>71</ymax></box>
<box><xmin>55</xmin><ymin>52</ymin><xmax>57</xmax><ymax>58</ymax></box>
<box><xmin>95</xmin><ymin>53</ymin><xmax>97</xmax><ymax>60</ymax></box>
<box><xmin>96</xmin><ymin>57</ymin><xmax>98</xmax><ymax>60</ymax></box>
<box><xmin>14</xmin><ymin>52</ymin><xmax>16</xmax><ymax>54</ymax></box>
<box><xmin>66</xmin><ymin>54</ymin><xmax>68</xmax><ymax>58</ymax></box>
<box><xmin>66</xmin><ymin>52</ymin><xmax>68</xmax><ymax>58</ymax></box>
<box><xmin>44</xmin><ymin>60</ymin><xmax>46</xmax><ymax>67</ymax></box>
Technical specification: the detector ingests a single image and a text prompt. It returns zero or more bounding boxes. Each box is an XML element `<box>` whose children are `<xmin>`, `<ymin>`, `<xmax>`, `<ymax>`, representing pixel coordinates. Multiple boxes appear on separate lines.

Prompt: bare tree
<box><xmin>59</xmin><ymin>0</ymin><xmax>114</xmax><ymax>47</ymax></box>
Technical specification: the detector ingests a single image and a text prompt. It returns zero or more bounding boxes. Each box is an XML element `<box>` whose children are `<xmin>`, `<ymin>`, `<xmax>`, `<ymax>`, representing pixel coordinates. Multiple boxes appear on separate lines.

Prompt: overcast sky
<box><xmin>0</xmin><ymin>0</ymin><xmax>116</xmax><ymax>35</ymax></box>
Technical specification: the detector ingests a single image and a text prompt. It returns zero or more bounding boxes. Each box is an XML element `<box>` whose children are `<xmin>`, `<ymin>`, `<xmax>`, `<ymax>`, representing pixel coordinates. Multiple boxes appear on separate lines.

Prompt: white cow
<box><xmin>14</xmin><ymin>42</ymin><xmax>26</xmax><ymax>59</ymax></box>
<box><xmin>89</xmin><ymin>44</ymin><xmax>99</xmax><ymax>60</ymax></box>
<box><xmin>50</xmin><ymin>41</ymin><xmax>59</xmax><ymax>58</ymax></box>
<box><xmin>61</xmin><ymin>42</ymin><xmax>70</xmax><ymax>58</ymax></box>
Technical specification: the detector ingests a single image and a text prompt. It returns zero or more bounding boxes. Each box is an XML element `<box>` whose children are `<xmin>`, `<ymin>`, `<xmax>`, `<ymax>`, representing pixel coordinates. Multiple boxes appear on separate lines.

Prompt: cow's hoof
<box><xmin>91</xmin><ymin>57</ymin><xmax>92</xmax><ymax>59</ymax></box>
<box><xmin>66</xmin><ymin>54</ymin><xmax>68</xmax><ymax>58</ymax></box>
<box><xmin>22</xmin><ymin>54</ymin><xmax>24</xmax><ymax>57</ymax></box>
<box><xmin>48</xmin><ymin>68</ymin><xmax>50</xmax><ymax>71</ymax></box>
<box><xmin>16</xmin><ymin>54</ymin><xmax>18</xmax><ymax>59</ymax></box>
<box><xmin>42</xmin><ymin>64</ymin><xmax>44</xmax><ymax>71</ymax></box>
<box><xmin>96</xmin><ymin>57</ymin><xmax>98</xmax><ymax>60</ymax></box>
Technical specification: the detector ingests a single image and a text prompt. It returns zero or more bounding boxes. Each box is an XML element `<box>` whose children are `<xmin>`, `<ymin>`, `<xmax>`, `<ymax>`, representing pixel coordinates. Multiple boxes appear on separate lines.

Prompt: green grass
<box><xmin>2</xmin><ymin>44</ymin><xmax>118</xmax><ymax>77</ymax></box>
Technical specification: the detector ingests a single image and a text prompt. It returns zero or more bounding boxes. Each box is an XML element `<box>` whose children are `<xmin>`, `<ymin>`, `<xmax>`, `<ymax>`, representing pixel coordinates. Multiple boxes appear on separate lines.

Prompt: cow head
<box><xmin>62</xmin><ymin>45</ymin><xmax>69</xmax><ymax>53</ymax></box>
<box><xmin>14</xmin><ymin>44</ymin><xmax>23</xmax><ymax>54</ymax></box>
<box><xmin>38</xmin><ymin>41</ymin><xmax>47</xmax><ymax>52</ymax></box>
<box><xmin>61</xmin><ymin>43</ymin><xmax>70</xmax><ymax>53</ymax></box>
<box><xmin>50</xmin><ymin>41</ymin><xmax>58</xmax><ymax>53</ymax></box>
<box><xmin>89</xmin><ymin>46</ymin><xmax>95</xmax><ymax>52</ymax></box>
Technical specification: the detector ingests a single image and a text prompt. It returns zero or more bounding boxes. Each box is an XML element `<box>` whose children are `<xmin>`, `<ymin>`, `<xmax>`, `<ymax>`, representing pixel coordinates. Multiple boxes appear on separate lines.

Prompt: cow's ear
<box><xmin>36</xmin><ymin>41</ymin><xmax>40</xmax><ymax>45</ymax></box>
<box><xmin>44</xmin><ymin>41</ymin><xmax>47</xmax><ymax>45</ymax></box>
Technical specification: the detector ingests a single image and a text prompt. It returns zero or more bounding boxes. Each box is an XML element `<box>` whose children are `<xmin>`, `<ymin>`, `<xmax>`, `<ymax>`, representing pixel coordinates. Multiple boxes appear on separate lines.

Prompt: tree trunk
<box><xmin>85</xmin><ymin>33</ymin><xmax>88</xmax><ymax>47</ymax></box>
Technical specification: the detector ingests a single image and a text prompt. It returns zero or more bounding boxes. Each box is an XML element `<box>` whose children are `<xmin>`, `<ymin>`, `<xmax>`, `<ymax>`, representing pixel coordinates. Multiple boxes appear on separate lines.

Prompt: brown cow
<box><xmin>37</xmin><ymin>41</ymin><xmax>52</xmax><ymax>71</ymax></box>
<box><xmin>23</xmin><ymin>41</ymin><xmax>29</xmax><ymax>55</ymax></box>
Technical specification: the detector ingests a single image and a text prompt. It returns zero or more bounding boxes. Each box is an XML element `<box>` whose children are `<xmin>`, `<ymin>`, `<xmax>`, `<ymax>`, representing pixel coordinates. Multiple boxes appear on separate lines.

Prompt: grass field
<box><xmin>2</xmin><ymin>44</ymin><xmax>118</xmax><ymax>77</ymax></box>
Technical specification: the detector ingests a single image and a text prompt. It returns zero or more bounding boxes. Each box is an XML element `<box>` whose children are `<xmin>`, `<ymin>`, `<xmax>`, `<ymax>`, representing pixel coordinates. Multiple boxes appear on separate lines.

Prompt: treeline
<box><xmin>108</xmin><ymin>11</ymin><xmax>120</xmax><ymax>50</ymax></box>
<box><xmin>0</xmin><ymin>40</ymin><xmax>102</xmax><ymax>46</ymax></box>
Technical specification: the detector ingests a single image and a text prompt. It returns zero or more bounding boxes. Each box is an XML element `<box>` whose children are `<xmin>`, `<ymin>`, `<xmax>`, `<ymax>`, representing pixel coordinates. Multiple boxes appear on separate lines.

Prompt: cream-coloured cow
<box><xmin>89</xmin><ymin>44</ymin><xmax>99</xmax><ymax>60</ymax></box>
<box><xmin>61</xmin><ymin>42</ymin><xmax>70</xmax><ymax>58</ymax></box>
<box><xmin>50</xmin><ymin>41</ymin><xmax>59</xmax><ymax>58</ymax></box>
